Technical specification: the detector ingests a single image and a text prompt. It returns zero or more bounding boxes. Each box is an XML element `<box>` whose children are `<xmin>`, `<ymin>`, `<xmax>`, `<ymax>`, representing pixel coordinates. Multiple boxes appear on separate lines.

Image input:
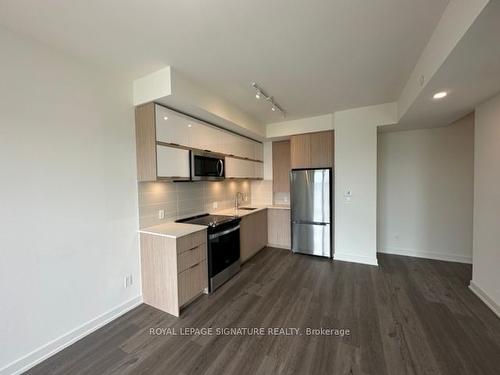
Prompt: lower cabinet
<box><xmin>267</xmin><ymin>208</ymin><xmax>291</xmax><ymax>249</ymax></box>
<box><xmin>141</xmin><ymin>229</ymin><xmax>207</xmax><ymax>317</ymax></box>
<box><xmin>240</xmin><ymin>209</ymin><xmax>268</xmax><ymax>262</ymax></box>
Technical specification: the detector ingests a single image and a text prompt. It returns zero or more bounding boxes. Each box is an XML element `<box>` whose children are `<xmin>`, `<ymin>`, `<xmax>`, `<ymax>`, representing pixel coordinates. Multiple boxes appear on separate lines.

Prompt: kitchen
<box><xmin>3</xmin><ymin>1</ymin><xmax>500</xmax><ymax>374</ymax></box>
<box><xmin>135</xmin><ymin>102</ymin><xmax>334</xmax><ymax>316</ymax></box>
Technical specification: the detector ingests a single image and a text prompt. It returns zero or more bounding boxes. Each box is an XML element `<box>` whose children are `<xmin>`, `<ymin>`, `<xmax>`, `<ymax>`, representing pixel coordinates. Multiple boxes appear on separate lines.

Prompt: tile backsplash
<box><xmin>138</xmin><ymin>180</ymin><xmax>251</xmax><ymax>228</ymax></box>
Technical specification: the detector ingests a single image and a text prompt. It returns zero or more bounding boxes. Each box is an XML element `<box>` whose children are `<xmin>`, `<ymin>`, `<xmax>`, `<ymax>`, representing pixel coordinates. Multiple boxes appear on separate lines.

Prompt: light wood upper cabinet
<box><xmin>310</xmin><ymin>131</ymin><xmax>334</xmax><ymax>168</ymax></box>
<box><xmin>272</xmin><ymin>140</ymin><xmax>291</xmax><ymax>193</ymax></box>
<box><xmin>290</xmin><ymin>133</ymin><xmax>311</xmax><ymax>169</ymax></box>
<box><xmin>290</xmin><ymin>131</ymin><xmax>334</xmax><ymax>169</ymax></box>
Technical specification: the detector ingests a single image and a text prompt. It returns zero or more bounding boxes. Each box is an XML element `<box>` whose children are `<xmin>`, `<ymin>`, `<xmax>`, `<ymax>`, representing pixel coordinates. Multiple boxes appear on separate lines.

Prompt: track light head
<box><xmin>255</xmin><ymin>91</ymin><xmax>261</xmax><ymax>99</ymax></box>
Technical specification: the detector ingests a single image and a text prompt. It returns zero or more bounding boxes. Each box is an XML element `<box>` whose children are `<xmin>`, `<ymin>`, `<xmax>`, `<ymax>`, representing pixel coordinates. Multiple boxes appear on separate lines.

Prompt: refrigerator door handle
<box><xmin>291</xmin><ymin>220</ymin><xmax>328</xmax><ymax>226</ymax></box>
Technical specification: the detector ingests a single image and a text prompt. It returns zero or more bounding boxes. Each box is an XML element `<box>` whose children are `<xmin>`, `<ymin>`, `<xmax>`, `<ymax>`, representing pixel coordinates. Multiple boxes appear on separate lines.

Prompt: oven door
<box><xmin>208</xmin><ymin>224</ymin><xmax>240</xmax><ymax>279</ymax></box>
<box><xmin>191</xmin><ymin>151</ymin><xmax>225</xmax><ymax>181</ymax></box>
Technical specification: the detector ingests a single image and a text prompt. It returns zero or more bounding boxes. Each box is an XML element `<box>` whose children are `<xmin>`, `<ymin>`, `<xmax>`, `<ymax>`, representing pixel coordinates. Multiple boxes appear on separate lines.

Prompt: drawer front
<box><xmin>177</xmin><ymin>230</ymin><xmax>207</xmax><ymax>254</ymax></box>
<box><xmin>178</xmin><ymin>260</ymin><xmax>207</xmax><ymax>307</ymax></box>
<box><xmin>177</xmin><ymin>243</ymin><xmax>207</xmax><ymax>274</ymax></box>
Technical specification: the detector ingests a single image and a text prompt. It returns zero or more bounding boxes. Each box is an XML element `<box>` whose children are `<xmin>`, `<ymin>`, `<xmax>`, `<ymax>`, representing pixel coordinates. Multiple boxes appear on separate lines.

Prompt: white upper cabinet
<box><xmin>156</xmin><ymin>145</ymin><xmax>190</xmax><ymax>179</ymax></box>
<box><xmin>254</xmin><ymin>162</ymin><xmax>263</xmax><ymax>179</ymax></box>
<box><xmin>155</xmin><ymin>104</ymin><xmax>262</xmax><ymax>161</ymax></box>
<box><xmin>254</xmin><ymin>142</ymin><xmax>263</xmax><ymax>161</ymax></box>
<box><xmin>155</xmin><ymin>105</ymin><xmax>190</xmax><ymax>146</ymax></box>
<box><xmin>225</xmin><ymin>158</ymin><xmax>263</xmax><ymax>179</ymax></box>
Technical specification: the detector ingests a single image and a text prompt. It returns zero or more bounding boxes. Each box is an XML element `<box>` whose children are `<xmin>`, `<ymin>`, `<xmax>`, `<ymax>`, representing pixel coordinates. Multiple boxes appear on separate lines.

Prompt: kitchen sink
<box><xmin>237</xmin><ymin>207</ymin><xmax>258</xmax><ymax>211</ymax></box>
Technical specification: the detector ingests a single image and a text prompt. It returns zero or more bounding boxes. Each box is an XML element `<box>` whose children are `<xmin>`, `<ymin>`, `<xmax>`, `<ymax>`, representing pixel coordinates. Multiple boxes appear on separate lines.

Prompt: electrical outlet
<box><xmin>213</xmin><ymin>201</ymin><xmax>218</xmax><ymax>209</ymax></box>
<box><xmin>124</xmin><ymin>274</ymin><xmax>133</xmax><ymax>288</ymax></box>
<box><xmin>158</xmin><ymin>209</ymin><xmax>165</xmax><ymax>220</ymax></box>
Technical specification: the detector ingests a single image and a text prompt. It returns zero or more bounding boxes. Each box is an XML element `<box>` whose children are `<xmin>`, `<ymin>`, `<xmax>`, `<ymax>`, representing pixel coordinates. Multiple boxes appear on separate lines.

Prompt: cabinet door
<box><xmin>156</xmin><ymin>145</ymin><xmax>190</xmax><ymax>178</ymax></box>
<box><xmin>225</xmin><ymin>157</ymin><xmax>239</xmax><ymax>178</ymax></box>
<box><xmin>272</xmin><ymin>141</ymin><xmax>291</xmax><ymax>192</ymax></box>
<box><xmin>178</xmin><ymin>260</ymin><xmax>207</xmax><ymax>306</ymax></box>
<box><xmin>189</xmin><ymin>122</ymin><xmax>222</xmax><ymax>153</ymax></box>
<box><xmin>155</xmin><ymin>105</ymin><xmax>190</xmax><ymax>146</ymax></box>
<box><xmin>254</xmin><ymin>142</ymin><xmax>264</xmax><ymax>161</ymax></box>
<box><xmin>223</xmin><ymin>132</ymin><xmax>239</xmax><ymax>156</ymax></box>
<box><xmin>243</xmin><ymin>138</ymin><xmax>256</xmax><ymax>159</ymax></box>
<box><xmin>290</xmin><ymin>133</ymin><xmax>311</xmax><ymax>169</ymax></box>
<box><xmin>240</xmin><ymin>215</ymin><xmax>254</xmax><ymax>263</ymax></box>
<box><xmin>310</xmin><ymin>131</ymin><xmax>333</xmax><ymax>168</ymax></box>
<box><xmin>268</xmin><ymin>209</ymin><xmax>291</xmax><ymax>249</ymax></box>
<box><xmin>240</xmin><ymin>210</ymin><xmax>268</xmax><ymax>263</ymax></box>
<box><xmin>255</xmin><ymin>210</ymin><xmax>268</xmax><ymax>250</ymax></box>
<box><xmin>226</xmin><ymin>158</ymin><xmax>258</xmax><ymax>179</ymax></box>
<box><xmin>254</xmin><ymin>161</ymin><xmax>263</xmax><ymax>179</ymax></box>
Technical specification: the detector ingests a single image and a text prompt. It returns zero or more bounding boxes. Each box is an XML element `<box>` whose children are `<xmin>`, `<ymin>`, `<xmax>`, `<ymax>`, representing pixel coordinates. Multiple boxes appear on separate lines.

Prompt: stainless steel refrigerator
<box><xmin>290</xmin><ymin>168</ymin><xmax>332</xmax><ymax>258</ymax></box>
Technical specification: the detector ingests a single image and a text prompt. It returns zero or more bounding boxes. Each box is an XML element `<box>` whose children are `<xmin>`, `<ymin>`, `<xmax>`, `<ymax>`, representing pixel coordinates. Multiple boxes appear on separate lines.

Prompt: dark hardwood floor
<box><xmin>26</xmin><ymin>248</ymin><xmax>500</xmax><ymax>375</ymax></box>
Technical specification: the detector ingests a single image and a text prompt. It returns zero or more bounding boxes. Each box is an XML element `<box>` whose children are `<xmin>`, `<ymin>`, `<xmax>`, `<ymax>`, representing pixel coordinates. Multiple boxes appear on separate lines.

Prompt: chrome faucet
<box><xmin>235</xmin><ymin>192</ymin><xmax>244</xmax><ymax>209</ymax></box>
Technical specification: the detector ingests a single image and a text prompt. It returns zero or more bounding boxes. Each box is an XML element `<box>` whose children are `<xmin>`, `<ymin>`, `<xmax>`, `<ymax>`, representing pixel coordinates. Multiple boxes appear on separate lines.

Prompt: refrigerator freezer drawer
<box><xmin>292</xmin><ymin>223</ymin><xmax>331</xmax><ymax>258</ymax></box>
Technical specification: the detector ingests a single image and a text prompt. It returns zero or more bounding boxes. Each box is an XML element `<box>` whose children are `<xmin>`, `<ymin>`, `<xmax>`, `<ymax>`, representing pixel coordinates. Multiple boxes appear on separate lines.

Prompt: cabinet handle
<box><xmin>188</xmin><ymin>263</ymin><xmax>200</xmax><ymax>270</ymax></box>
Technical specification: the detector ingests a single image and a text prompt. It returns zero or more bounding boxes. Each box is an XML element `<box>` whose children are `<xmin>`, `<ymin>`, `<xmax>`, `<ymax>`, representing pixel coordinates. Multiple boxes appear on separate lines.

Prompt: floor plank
<box><xmin>25</xmin><ymin>249</ymin><xmax>500</xmax><ymax>375</ymax></box>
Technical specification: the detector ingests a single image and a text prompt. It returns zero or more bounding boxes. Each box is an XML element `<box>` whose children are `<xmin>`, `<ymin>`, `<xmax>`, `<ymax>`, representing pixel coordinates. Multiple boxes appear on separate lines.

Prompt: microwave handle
<box><xmin>217</xmin><ymin>159</ymin><xmax>224</xmax><ymax>177</ymax></box>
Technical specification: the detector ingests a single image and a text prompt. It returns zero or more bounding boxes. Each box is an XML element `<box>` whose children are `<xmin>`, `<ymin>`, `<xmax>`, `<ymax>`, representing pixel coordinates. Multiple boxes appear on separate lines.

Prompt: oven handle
<box><xmin>209</xmin><ymin>225</ymin><xmax>240</xmax><ymax>240</ymax></box>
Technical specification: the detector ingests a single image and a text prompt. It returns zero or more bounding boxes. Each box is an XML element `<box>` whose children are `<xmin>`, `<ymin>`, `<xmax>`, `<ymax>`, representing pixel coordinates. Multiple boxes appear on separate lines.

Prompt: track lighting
<box><xmin>251</xmin><ymin>82</ymin><xmax>285</xmax><ymax>117</ymax></box>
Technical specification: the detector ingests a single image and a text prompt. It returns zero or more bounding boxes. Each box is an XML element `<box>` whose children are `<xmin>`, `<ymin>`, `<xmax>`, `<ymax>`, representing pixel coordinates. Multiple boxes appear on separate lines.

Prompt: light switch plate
<box><xmin>158</xmin><ymin>209</ymin><xmax>165</xmax><ymax>219</ymax></box>
<box><xmin>213</xmin><ymin>202</ymin><xmax>218</xmax><ymax>209</ymax></box>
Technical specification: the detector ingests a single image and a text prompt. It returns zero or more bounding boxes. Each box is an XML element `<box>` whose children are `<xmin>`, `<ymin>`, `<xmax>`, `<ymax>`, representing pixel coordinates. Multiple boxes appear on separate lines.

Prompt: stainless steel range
<box><xmin>177</xmin><ymin>214</ymin><xmax>241</xmax><ymax>292</ymax></box>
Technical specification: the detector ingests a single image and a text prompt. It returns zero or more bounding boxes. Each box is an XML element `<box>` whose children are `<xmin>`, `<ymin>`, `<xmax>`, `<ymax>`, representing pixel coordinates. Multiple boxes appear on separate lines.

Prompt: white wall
<box><xmin>333</xmin><ymin>104</ymin><xmax>398</xmax><ymax>266</ymax></box>
<box><xmin>0</xmin><ymin>28</ymin><xmax>141</xmax><ymax>374</ymax></box>
<box><xmin>378</xmin><ymin>114</ymin><xmax>474</xmax><ymax>263</ymax></box>
<box><xmin>470</xmin><ymin>93</ymin><xmax>500</xmax><ymax>317</ymax></box>
<box><xmin>266</xmin><ymin>113</ymin><xmax>333</xmax><ymax>139</ymax></box>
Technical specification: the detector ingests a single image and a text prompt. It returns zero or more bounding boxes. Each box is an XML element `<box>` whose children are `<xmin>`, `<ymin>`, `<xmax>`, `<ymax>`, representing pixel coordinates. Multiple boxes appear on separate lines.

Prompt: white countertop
<box><xmin>267</xmin><ymin>204</ymin><xmax>291</xmax><ymax>210</ymax></box>
<box><xmin>139</xmin><ymin>222</ymin><xmax>207</xmax><ymax>239</ymax></box>
<box><xmin>139</xmin><ymin>204</ymin><xmax>290</xmax><ymax>238</ymax></box>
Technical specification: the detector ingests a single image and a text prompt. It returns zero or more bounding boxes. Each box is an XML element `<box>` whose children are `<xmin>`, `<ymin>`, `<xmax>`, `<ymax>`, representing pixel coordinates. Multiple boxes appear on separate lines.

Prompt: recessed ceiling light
<box><xmin>163</xmin><ymin>116</ymin><xmax>168</xmax><ymax>120</ymax></box>
<box><xmin>188</xmin><ymin>124</ymin><xmax>192</xmax><ymax>127</ymax></box>
<box><xmin>433</xmin><ymin>91</ymin><xmax>447</xmax><ymax>99</ymax></box>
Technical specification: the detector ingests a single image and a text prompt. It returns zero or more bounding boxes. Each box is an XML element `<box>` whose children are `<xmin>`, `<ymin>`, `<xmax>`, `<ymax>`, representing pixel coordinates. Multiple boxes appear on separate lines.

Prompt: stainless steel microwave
<box><xmin>190</xmin><ymin>150</ymin><xmax>225</xmax><ymax>181</ymax></box>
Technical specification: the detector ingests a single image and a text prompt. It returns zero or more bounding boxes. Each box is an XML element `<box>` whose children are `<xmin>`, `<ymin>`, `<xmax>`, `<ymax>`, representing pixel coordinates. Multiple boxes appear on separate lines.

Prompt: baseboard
<box><xmin>469</xmin><ymin>281</ymin><xmax>500</xmax><ymax>319</ymax></box>
<box><xmin>267</xmin><ymin>243</ymin><xmax>291</xmax><ymax>250</ymax></box>
<box><xmin>378</xmin><ymin>247</ymin><xmax>472</xmax><ymax>264</ymax></box>
<box><xmin>0</xmin><ymin>295</ymin><xmax>143</xmax><ymax>375</ymax></box>
<box><xmin>333</xmin><ymin>252</ymin><xmax>378</xmax><ymax>266</ymax></box>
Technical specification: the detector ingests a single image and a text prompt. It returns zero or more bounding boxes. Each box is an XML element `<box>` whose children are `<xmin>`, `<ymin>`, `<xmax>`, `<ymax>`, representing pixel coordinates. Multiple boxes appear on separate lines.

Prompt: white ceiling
<box><xmin>0</xmin><ymin>0</ymin><xmax>449</xmax><ymax>124</ymax></box>
<box><xmin>393</xmin><ymin>0</ymin><xmax>500</xmax><ymax>131</ymax></box>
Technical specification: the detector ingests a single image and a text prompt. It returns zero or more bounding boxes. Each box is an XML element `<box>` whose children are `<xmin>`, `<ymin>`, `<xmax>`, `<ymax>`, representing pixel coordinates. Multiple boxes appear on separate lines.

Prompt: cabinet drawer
<box><xmin>177</xmin><ymin>243</ymin><xmax>207</xmax><ymax>273</ymax></box>
<box><xmin>178</xmin><ymin>261</ymin><xmax>207</xmax><ymax>306</ymax></box>
<box><xmin>177</xmin><ymin>230</ymin><xmax>207</xmax><ymax>254</ymax></box>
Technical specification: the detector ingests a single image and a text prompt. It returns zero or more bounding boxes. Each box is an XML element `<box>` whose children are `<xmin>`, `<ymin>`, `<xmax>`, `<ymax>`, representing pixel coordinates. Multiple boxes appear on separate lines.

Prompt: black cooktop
<box><xmin>176</xmin><ymin>213</ymin><xmax>239</xmax><ymax>228</ymax></box>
